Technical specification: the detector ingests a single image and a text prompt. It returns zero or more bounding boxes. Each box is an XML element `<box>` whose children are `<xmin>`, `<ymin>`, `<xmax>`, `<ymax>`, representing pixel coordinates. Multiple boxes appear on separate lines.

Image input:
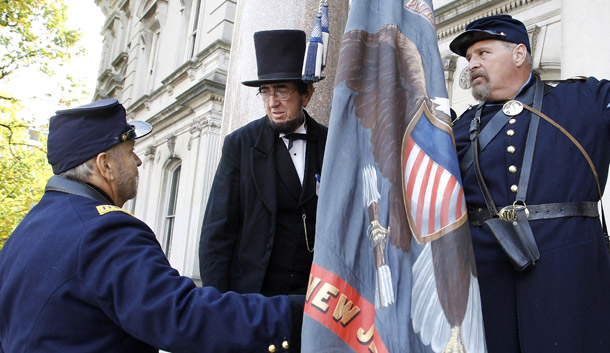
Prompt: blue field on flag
<box><xmin>302</xmin><ymin>1</ymin><xmax>487</xmax><ymax>352</ymax></box>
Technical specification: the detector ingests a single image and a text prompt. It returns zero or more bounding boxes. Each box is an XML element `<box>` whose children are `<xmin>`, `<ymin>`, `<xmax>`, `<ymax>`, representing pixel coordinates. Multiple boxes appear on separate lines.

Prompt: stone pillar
<box><xmin>136</xmin><ymin>145</ymin><xmax>157</xmax><ymax>220</ymax></box>
<box><xmin>561</xmin><ymin>0</ymin><xmax>610</xmax><ymax>212</ymax></box>
<box><xmin>181</xmin><ymin>114</ymin><xmax>222</xmax><ymax>282</ymax></box>
<box><xmin>221</xmin><ymin>0</ymin><xmax>350</xmax><ymax>141</ymax></box>
<box><xmin>561</xmin><ymin>0</ymin><xmax>610</xmax><ymax>79</ymax></box>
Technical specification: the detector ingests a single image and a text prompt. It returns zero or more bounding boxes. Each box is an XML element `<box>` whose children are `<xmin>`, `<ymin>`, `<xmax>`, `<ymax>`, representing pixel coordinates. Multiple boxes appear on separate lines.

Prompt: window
<box><xmin>188</xmin><ymin>0</ymin><xmax>202</xmax><ymax>58</ymax></box>
<box><xmin>163</xmin><ymin>165</ymin><xmax>181</xmax><ymax>257</ymax></box>
<box><xmin>147</xmin><ymin>29</ymin><xmax>161</xmax><ymax>91</ymax></box>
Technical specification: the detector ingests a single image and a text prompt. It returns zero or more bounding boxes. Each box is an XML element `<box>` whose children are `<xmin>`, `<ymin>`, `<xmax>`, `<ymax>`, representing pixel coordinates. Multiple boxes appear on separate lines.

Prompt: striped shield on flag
<box><xmin>402</xmin><ymin>102</ymin><xmax>467</xmax><ymax>244</ymax></box>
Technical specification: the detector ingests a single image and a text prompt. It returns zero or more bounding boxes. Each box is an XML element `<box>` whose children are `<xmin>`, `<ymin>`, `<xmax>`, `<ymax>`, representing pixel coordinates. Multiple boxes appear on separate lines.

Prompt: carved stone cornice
<box><xmin>137</xmin><ymin>0</ymin><xmax>169</xmax><ymax>20</ymax></box>
<box><xmin>161</xmin><ymin>40</ymin><xmax>230</xmax><ymax>88</ymax></box>
<box><xmin>530</xmin><ymin>25</ymin><xmax>542</xmax><ymax>54</ymax></box>
<box><xmin>197</xmin><ymin>116</ymin><xmax>222</xmax><ymax>131</ymax></box>
<box><xmin>435</xmin><ymin>0</ymin><xmax>540</xmax><ymax>41</ymax></box>
<box><xmin>131</xmin><ymin>77</ymin><xmax>224</xmax><ymax>128</ymax></box>
<box><xmin>146</xmin><ymin>144</ymin><xmax>157</xmax><ymax>156</ymax></box>
<box><xmin>111</xmin><ymin>52</ymin><xmax>128</xmax><ymax>71</ymax></box>
<box><xmin>443</xmin><ymin>55</ymin><xmax>458</xmax><ymax>81</ymax></box>
<box><xmin>187</xmin><ymin>114</ymin><xmax>221</xmax><ymax>151</ymax></box>
<box><xmin>166</xmin><ymin>135</ymin><xmax>177</xmax><ymax>157</ymax></box>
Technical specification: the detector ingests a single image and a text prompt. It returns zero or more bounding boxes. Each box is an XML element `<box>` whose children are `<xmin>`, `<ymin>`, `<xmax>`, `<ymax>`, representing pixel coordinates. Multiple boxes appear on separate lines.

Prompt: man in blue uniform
<box><xmin>450</xmin><ymin>15</ymin><xmax>610</xmax><ymax>353</ymax></box>
<box><xmin>199</xmin><ymin>30</ymin><xmax>327</xmax><ymax>296</ymax></box>
<box><xmin>0</xmin><ymin>99</ymin><xmax>302</xmax><ymax>353</ymax></box>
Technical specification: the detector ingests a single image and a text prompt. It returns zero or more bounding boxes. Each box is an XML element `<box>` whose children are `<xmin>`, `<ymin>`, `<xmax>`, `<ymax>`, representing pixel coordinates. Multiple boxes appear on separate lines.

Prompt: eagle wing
<box><xmin>336</xmin><ymin>25</ymin><xmax>485</xmax><ymax>353</ymax></box>
<box><xmin>336</xmin><ymin>25</ymin><xmax>433</xmax><ymax>252</ymax></box>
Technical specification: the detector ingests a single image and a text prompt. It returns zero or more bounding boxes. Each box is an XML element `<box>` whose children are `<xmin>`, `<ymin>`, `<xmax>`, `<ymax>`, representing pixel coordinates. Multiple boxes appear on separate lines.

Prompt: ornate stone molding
<box><xmin>187</xmin><ymin>69</ymin><xmax>196</xmax><ymax>82</ymax></box>
<box><xmin>166</xmin><ymin>135</ymin><xmax>177</xmax><ymax>157</ymax></box>
<box><xmin>145</xmin><ymin>145</ymin><xmax>157</xmax><ymax>161</ymax></box>
<box><xmin>187</xmin><ymin>113</ymin><xmax>221</xmax><ymax>151</ymax></box>
<box><xmin>143</xmin><ymin>145</ymin><xmax>157</xmax><ymax>169</ymax></box>
<box><xmin>530</xmin><ymin>25</ymin><xmax>541</xmax><ymax>55</ymax></box>
<box><xmin>443</xmin><ymin>55</ymin><xmax>458</xmax><ymax>82</ymax></box>
<box><xmin>436</xmin><ymin>0</ymin><xmax>540</xmax><ymax>41</ymax></box>
<box><xmin>137</xmin><ymin>0</ymin><xmax>169</xmax><ymax>20</ymax></box>
<box><xmin>458</xmin><ymin>67</ymin><xmax>472</xmax><ymax>89</ymax></box>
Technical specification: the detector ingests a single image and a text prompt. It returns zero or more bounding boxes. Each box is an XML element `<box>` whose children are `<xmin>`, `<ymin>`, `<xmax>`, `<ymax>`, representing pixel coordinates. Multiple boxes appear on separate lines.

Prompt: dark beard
<box><xmin>269</xmin><ymin>111</ymin><xmax>305</xmax><ymax>134</ymax></box>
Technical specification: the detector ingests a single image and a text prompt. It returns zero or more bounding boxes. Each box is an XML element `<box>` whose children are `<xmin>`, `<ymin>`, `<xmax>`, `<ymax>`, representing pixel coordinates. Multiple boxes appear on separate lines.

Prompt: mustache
<box><xmin>470</xmin><ymin>70</ymin><xmax>488</xmax><ymax>83</ymax></box>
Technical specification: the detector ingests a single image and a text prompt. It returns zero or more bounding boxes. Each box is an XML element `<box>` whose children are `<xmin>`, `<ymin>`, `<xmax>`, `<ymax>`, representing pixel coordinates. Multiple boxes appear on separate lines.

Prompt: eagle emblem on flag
<box><xmin>402</xmin><ymin>102</ymin><xmax>467</xmax><ymax>244</ymax></box>
<box><xmin>302</xmin><ymin>1</ymin><xmax>487</xmax><ymax>351</ymax></box>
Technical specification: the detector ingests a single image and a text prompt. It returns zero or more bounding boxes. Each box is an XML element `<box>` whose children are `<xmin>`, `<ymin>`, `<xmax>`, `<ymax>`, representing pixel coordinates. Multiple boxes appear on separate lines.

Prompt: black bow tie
<box><xmin>283</xmin><ymin>133</ymin><xmax>308</xmax><ymax>151</ymax></box>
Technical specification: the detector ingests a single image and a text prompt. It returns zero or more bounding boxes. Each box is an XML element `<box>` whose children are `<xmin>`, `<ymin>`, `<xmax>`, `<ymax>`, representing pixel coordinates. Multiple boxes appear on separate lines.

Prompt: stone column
<box><xmin>561</xmin><ymin>0</ymin><xmax>610</xmax><ymax>211</ymax></box>
<box><xmin>221</xmin><ymin>0</ymin><xmax>350</xmax><ymax>141</ymax></box>
<box><xmin>182</xmin><ymin>114</ymin><xmax>222</xmax><ymax>283</ymax></box>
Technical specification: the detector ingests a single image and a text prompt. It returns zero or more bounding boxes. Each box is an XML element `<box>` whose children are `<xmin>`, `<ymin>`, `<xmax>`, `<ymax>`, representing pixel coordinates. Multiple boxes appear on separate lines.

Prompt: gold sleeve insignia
<box><xmin>96</xmin><ymin>205</ymin><xmax>136</xmax><ymax>218</ymax></box>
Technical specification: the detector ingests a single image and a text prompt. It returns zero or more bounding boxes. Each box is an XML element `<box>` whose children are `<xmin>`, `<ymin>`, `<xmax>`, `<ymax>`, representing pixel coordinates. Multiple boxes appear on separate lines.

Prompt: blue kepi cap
<box><xmin>47</xmin><ymin>98</ymin><xmax>152</xmax><ymax>174</ymax></box>
<box><xmin>449</xmin><ymin>15</ymin><xmax>531</xmax><ymax>57</ymax></box>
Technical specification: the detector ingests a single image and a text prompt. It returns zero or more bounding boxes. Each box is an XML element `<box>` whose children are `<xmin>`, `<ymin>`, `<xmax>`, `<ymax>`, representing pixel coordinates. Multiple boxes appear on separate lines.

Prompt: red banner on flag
<box><xmin>305</xmin><ymin>264</ymin><xmax>389</xmax><ymax>353</ymax></box>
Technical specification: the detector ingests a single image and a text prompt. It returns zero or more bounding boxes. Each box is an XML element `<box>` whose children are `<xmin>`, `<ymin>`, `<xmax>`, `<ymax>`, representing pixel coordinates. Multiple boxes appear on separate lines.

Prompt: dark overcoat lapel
<box><xmin>251</xmin><ymin>111</ymin><xmax>326</xmax><ymax>213</ymax></box>
<box><xmin>251</xmin><ymin>120</ymin><xmax>278</xmax><ymax>215</ymax></box>
<box><xmin>300</xmin><ymin>114</ymin><xmax>325</xmax><ymax>205</ymax></box>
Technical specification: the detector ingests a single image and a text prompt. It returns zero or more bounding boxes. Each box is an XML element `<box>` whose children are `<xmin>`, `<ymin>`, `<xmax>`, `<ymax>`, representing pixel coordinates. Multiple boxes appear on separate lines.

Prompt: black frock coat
<box><xmin>199</xmin><ymin>111</ymin><xmax>327</xmax><ymax>294</ymax></box>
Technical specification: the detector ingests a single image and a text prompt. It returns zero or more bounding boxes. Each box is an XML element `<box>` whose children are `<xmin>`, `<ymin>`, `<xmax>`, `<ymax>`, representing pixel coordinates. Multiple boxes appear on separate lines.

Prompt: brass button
<box><xmin>511</xmin><ymin>185</ymin><xmax>518</xmax><ymax>193</ymax></box>
<box><xmin>282</xmin><ymin>341</ymin><xmax>290</xmax><ymax>349</ymax></box>
<box><xmin>508</xmin><ymin>118</ymin><xmax>516</xmax><ymax>124</ymax></box>
<box><xmin>506</xmin><ymin>129</ymin><xmax>515</xmax><ymax>136</ymax></box>
<box><xmin>508</xmin><ymin>165</ymin><xmax>517</xmax><ymax>173</ymax></box>
<box><xmin>269</xmin><ymin>344</ymin><xmax>276</xmax><ymax>352</ymax></box>
<box><xmin>507</xmin><ymin>146</ymin><xmax>516</xmax><ymax>154</ymax></box>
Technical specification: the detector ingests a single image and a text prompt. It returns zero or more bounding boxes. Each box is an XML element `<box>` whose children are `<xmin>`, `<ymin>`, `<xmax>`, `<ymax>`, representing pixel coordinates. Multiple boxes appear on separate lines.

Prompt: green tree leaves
<box><xmin>0</xmin><ymin>0</ymin><xmax>84</xmax><ymax>249</ymax></box>
<box><xmin>0</xmin><ymin>0</ymin><xmax>83</xmax><ymax>80</ymax></box>
<box><xmin>0</xmin><ymin>99</ymin><xmax>52</xmax><ymax>250</ymax></box>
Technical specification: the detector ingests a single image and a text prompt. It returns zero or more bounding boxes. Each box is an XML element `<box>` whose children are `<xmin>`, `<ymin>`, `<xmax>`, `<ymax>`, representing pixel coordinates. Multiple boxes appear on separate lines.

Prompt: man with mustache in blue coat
<box><xmin>451</xmin><ymin>14</ymin><xmax>610</xmax><ymax>353</ymax></box>
<box><xmin>0</xmin><ymin>98</ymin><xmax>302</xmax><ymax>353</ymax></box>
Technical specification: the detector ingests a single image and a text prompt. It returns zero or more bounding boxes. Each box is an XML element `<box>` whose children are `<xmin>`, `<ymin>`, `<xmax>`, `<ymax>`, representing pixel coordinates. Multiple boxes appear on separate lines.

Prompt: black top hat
<box><xmin>47</xmin><ymin>98</ymin><xmax>152</xmax><ymax>175</ymax></box>
<box><xmin>450</xmin><ymin>15</ymin><xmax>531</xmax><ymax>57</ymax></box>
<box><xmin>242</xmin><ymin>30</ymin><xmax>307</xmax><ymax>87</ymax></box>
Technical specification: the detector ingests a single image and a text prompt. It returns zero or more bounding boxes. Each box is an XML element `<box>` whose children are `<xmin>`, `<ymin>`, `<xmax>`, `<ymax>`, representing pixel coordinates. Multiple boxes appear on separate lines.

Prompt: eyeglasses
<box><xmin>257</xmin><ymin>87</ymin><xmax>296</xmax><ymax>102</ymax></box>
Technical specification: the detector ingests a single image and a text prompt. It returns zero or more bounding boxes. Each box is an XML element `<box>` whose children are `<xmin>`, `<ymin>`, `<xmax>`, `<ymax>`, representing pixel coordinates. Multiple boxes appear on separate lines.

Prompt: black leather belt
<box><xmin>468</xmin><ymin>201</ymin><xmax>599</xmax><ymax>227</ymax></box>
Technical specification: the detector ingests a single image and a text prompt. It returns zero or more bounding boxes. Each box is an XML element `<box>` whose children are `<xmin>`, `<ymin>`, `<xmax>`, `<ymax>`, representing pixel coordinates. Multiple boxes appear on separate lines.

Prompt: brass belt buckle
<box><xmin>498</xmin><ymin>201</ymin><xmax>530</xmax><ymax>221</ymax></box>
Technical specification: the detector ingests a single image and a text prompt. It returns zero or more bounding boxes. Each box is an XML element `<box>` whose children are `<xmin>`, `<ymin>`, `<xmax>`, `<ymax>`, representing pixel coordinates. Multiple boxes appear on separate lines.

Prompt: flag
<box><xmin>302</xmin><ymin>0</ymin><xmax>487</xmax><ymax>352</ymax></box>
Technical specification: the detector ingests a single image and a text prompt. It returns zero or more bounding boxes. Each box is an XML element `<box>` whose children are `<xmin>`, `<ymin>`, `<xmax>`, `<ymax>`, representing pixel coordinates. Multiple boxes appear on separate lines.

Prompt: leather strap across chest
<box><xmin>466</xmin><ymin>76</ymin><xmax>605</xmax><ymax>230</ymax></box>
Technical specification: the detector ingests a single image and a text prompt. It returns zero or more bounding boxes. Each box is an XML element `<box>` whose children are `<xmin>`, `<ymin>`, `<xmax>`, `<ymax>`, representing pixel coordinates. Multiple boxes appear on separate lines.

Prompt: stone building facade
<box><xmin>92</xmin><ymin>0</ymin><xmax>609</xmax><ymax>282</ymax></box>
<box><xmin>94</xmin><ymin>0</ymin><xmax>234</xmax><ymax>282</ymax></box>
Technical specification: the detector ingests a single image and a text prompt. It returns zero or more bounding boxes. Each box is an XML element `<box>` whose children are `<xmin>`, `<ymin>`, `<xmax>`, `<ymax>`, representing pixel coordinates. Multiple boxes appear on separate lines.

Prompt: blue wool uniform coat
<box><xmin>199</xmin><ymin>112</ymin><xmax>327</xmax><ymax>295</ymax></box>
<box><xmin>0</xmin><ymin>177</ymin><xmax>297</xmax><ymax>353</ymax></box>
<box><xmin>453</xmin><ymin>76</ymin><xmax>610</xmax><ymax>353</ymax></box>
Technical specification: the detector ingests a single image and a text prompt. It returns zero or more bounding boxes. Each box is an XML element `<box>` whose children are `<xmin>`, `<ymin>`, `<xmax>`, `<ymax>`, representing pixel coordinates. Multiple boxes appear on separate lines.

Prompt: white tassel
<box><xmin>321</xmin><ymin>31</ymin><xmax>330</xmax><ymax>68</ymax></box>
<box><xmin>320</xmin><ymin>0</ymin><xmax>330</xmax><ymax>68</ymax></box>
<box><xmin>376</xmin><ymin>264</ymin><xmax>395</xmax><ymax>308</ymax></box>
